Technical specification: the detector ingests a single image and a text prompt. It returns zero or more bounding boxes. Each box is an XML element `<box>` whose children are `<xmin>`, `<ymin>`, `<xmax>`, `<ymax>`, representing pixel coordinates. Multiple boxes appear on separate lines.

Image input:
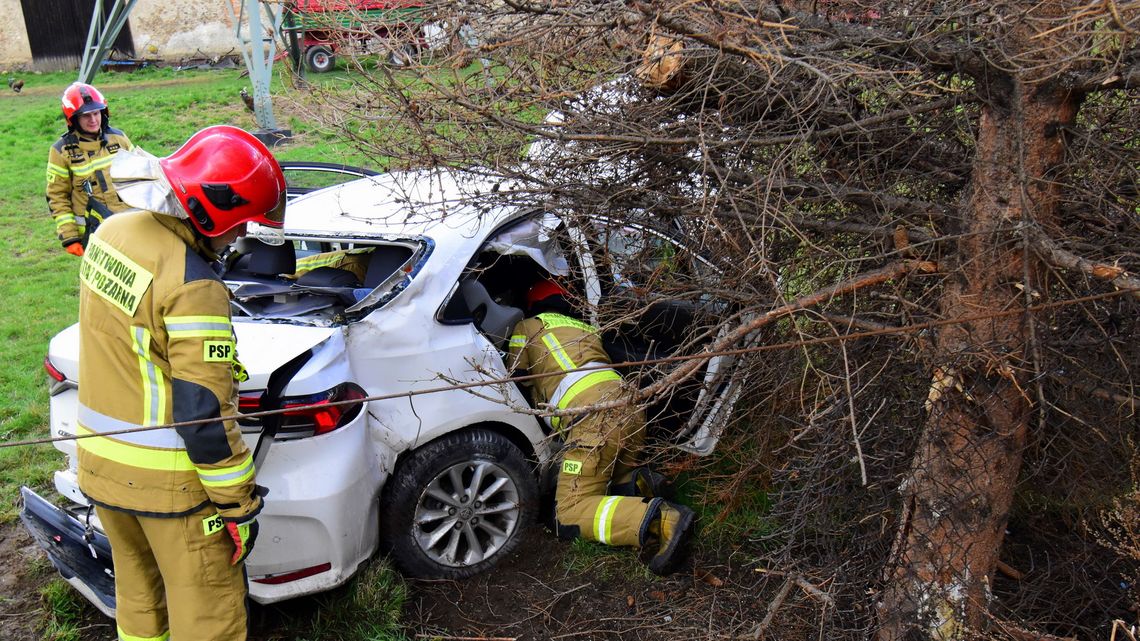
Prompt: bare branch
<box><xmin>1027</xmin><ymin>224</ymin><xmax>1140</xmax><ymax>298</ymax></box>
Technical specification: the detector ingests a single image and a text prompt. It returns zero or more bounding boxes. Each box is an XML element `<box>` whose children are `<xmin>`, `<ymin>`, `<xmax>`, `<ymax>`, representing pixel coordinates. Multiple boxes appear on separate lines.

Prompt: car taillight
<box><xmin>251</xmin><ymin>562</ymin><xmax>332</xmax><ymax>585</ymax></box>
<box><xmin>280</xmin><ymin>383</ymin><xmax>367</xmax><ymax>436</ymax></box>
<box><xmin>44</xmin><ymin>357</ymin><xmax>65</xmax><ymax>383</ymax></box>
<box><xmin>44</xmin><ymin>356</ymin><xmax>76</xmax><ymax>396</ymax></box>
<box><xmin>237</xmin><ymin>393</ymin><xmax>265</xmax><ymax>428</ymax></box>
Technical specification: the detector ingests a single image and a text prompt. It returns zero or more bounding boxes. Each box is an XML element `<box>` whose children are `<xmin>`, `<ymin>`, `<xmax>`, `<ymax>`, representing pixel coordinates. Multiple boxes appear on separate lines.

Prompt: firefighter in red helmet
<box><xmin>46</xmin><ymin>82</ymin><xmax>134</xmax><ymax>256</ymax></box>
<box><xmin>508</xmin><ymin>279</ymin><xmax>695</xmax><ymax>575</ymax></box>
<box><xmin>77</xmin><ymin>126</ymin><xmax>285</xmax><ymax>640</ymax></box>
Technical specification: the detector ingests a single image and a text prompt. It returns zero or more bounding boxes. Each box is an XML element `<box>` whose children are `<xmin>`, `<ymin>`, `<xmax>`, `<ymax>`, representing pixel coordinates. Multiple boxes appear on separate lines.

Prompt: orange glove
<box><xmin>65</xmin><ymin>243</ymin><xmax>84</xmax><ymax>257</ymax></box>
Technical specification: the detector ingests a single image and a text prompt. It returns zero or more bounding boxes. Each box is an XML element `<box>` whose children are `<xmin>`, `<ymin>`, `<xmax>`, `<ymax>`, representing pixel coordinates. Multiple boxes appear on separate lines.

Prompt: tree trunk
<box><xmin>874</xmin><ymin>80</ymin><xmax>1078</xmax><ymax>639</ymax></box>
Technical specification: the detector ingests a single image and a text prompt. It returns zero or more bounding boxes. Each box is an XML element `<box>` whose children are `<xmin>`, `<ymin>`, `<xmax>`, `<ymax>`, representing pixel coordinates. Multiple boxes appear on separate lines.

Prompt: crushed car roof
<box><xmin>283</xmin><ymin>167</ymin><xmax>534</xmax><ymax>242</ymax></box>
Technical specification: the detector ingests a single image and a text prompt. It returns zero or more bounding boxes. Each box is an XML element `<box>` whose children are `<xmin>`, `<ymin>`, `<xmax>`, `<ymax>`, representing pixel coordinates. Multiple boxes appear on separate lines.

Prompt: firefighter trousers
<box><xmin>96</xmin><ymin>504</ymin><xmax>249</xmax><ymax>641</ymax></box>
<box><xmin>555</xmin><ymin>402</ymin><xmax>654</xmax><ymax>547</ymax></box>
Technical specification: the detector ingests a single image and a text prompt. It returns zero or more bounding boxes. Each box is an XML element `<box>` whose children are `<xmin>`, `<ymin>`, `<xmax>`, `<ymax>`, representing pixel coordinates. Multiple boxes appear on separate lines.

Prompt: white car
<box><xmin>22</xmin><ymin>163</ymin><xmax>742</xmax><ymax>616</ymax></box>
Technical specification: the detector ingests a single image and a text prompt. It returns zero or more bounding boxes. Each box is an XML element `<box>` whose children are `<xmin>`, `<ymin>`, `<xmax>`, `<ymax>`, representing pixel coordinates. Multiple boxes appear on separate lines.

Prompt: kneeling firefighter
<box><xmin>76</xmin><ymin>126</ymin><xmax>286</xmax><ymax>640</ymax></box>
<box><xmin>507</xmin><ymin>279</ymin><xmax>695</xmax><ymax>575</ymax></box>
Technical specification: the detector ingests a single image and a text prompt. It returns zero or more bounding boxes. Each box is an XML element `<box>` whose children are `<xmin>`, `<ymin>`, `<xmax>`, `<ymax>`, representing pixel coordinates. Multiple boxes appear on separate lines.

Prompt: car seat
<box><xmin>459</xmin><ymin>279</ymin><xmax>523</xmax><ymax>352</ymax></box>
<box><xmin>228</xmin><ymin>237</ymin><xmax>296</xmax><ymax>280</ymax></box>
<box><xmin>247</xmin><ymin>238</ymin><xmax>296</xmax><ymax>277</ymax></box>
<box><xmin>363</xmin><ymin>245</ymin><xmax>414</xmax><ymax>288</ymax></box>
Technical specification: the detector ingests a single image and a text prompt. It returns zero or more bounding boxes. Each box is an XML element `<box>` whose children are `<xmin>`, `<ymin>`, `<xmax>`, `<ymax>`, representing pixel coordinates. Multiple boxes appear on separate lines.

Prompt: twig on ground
<box><xmin>749</xmin><ymin>576</ymin><xmax>795</xmax><ymax>639</ymax></box>
<box><xmin>793</xmin><ymin>575</ymin><xmax>835</xmax><ymax>607</ymax></box>
<box><xmin>414</xmin><ymin>629</ymin><xmax>517</xmax><ymax>634</ymax></box>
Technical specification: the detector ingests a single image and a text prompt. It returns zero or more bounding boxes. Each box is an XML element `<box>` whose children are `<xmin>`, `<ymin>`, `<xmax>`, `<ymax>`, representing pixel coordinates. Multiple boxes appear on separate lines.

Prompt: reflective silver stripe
<box><xmin>594</xmin><ymin>496</ymin><xmax>623</xmax><ymax>544</ymax></box>
<box><xmin>165</xmin><ymin>321</ymin><xmax>230</xmax><ymax>333</ymax></box>
<box><xmin>198</xmin><ymin>458</ymin><xmax>255</xmax><ymax>486</ymax></box>
<box><xmin>77</xmin><ymin>402</ymin><xmax>185</xmax><ymax>449</ymax></box>
<box><xmin>133</xmin><ymin>327</ymin><xmax>163</xmax><ymax>426</ymax></box>
<box><xmin>548</xmin><ymin>362</ymin><xmax>612</xmax><ymax>410</ymax></box>
<box><xmin>541</xmin><ymin>333</ymin><xmax>576</xmax><ymax>371</ymax></box>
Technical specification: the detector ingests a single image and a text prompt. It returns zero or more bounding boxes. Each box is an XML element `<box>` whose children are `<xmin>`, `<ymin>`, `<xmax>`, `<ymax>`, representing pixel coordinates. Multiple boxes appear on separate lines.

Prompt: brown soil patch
<box><xmin>0</xmin><ymin>523</ymin><xmax>52</xmax><ymax>641</ymax></box>
<box><xmin>3</xmin><ymin>519</ymin><xmax>774</xmax><ymax>641</ymax></box>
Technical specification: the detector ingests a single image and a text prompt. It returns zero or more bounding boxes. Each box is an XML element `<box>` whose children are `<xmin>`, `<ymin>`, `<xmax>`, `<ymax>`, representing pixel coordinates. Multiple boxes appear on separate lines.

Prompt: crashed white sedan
<box><xmin>22</xmin><ymin>164</ymin><xmax>741</xmax><ymax>615</ymax></box>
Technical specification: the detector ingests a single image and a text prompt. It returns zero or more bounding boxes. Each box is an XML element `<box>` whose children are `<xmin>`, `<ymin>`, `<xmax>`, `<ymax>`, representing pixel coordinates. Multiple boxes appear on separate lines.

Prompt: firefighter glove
<box><xmin>225</xmin><ymin>517</ymin><xmax>259</xmax><ymax>565</ymax></box>
<box><xmin>65</xmin><ymin>242</ymin><xmax>84</xmax><ymax>257</ymax></box>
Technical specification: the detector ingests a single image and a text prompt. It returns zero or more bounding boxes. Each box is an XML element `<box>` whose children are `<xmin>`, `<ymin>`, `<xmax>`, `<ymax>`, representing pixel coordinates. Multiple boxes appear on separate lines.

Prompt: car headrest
<box><xmin>459</xmin><ymin>280</ymin><xmax>523</xmax><ymax>352</ymax></box>
<box><xmin>245</xmin><ymin>238</ymin><xmax>296</xmax><ymax>277</ymax></box>
<box><xmin>363</xmin><ymin>245</ymin><xmax>414</xmax><ymax>288</ymax></box>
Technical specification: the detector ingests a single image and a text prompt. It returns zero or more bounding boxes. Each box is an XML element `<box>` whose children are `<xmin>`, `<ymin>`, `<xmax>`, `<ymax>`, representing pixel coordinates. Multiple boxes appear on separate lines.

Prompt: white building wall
<box><xmin>129</xmin><ymin>0</ymin><xmax>236</xmax><ymax>59</ymax></box>
<box><xmin>0</xmin><ymin>0</ymin><xmax>239</xmax><ymax>67</ymax></box>
<box><xmin>0</xmin><ymin>0</ymin><xmax>32</xmax><ymax>66</ymax></box>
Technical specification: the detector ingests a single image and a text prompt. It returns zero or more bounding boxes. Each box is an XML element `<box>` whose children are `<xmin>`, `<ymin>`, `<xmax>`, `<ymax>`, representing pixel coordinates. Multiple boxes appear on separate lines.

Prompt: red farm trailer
<box><xmin>283</xmin><ymin>0</ymin><xmax>426</xmax><ymax>72</ymax></box>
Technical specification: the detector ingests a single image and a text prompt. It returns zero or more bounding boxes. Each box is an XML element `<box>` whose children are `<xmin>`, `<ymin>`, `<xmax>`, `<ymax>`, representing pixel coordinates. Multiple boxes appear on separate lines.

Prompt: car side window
<box><xmin>440</xmin><ymin>213</ymin><xmax>576</xmax><ymax>325</ymax></box>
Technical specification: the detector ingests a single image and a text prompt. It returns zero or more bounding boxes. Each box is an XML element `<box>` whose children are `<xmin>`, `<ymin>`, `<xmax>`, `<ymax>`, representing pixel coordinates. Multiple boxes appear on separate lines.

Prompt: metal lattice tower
<box><xmin>79</xmin><ymin>0</ymin><xmax>291</xmax><ymax>143</ymax></box>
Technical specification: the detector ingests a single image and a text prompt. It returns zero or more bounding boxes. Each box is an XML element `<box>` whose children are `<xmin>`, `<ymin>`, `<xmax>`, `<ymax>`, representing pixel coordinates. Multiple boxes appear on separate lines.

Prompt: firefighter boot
<box><xmin>609</xmin><ymin>466</ymin><xmax>675</xmax><ymax>500</ymax></box>
<box><xmin>640</xmin><ymin>500</ymin><xmax>695</xmax><ymax>575</ymax></box>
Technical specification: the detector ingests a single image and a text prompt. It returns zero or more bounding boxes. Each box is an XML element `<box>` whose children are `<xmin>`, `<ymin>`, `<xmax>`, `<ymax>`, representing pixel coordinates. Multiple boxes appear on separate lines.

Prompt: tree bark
<box><xmin>875</xmin><ymin>79</ymin><xmax>1078</xmax><ymax>639</ymax></box>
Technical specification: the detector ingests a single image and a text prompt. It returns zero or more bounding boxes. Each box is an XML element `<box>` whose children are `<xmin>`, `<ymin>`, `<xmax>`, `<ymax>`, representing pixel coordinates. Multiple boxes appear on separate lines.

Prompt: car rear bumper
<box><xmin>19</xmin><ymin>486</ymin><xmax>116</xmax><ymax>617</ymax></box>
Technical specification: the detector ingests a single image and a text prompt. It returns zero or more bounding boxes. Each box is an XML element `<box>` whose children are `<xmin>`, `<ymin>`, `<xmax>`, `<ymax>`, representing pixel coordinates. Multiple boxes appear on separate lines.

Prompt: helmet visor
<box><xmin>245</xmin><ymin>192</ymin><xmax>287</xmax><ymax>245</ymax></box>
<box><xmin>263</xmin><ymin>190</ymin><xmax>286</xmax><ymax>227</ymax></box>
<box><xmin>246</xmin><ymin>221</ymin><xmax>285</xmax><ymax>246</ymax></box>
<box><xmin>74</xmin><ymin>102</ymin><xmax>107</xmax><ymax>116</ymax></box>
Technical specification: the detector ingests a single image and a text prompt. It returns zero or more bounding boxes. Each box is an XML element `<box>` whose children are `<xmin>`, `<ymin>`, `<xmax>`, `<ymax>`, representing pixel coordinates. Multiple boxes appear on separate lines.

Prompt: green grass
<box><xmin>261</xmin><ymin>559</ymin><xmax>410</xmax><ymax>641</ymax></box>
<box><xmin>562</xmin><ymin>536</ymin><xmax>652</xmax><ymax>581</ymax></box>
<box><xmin>37</xmin><ymin>579</ymin><xmax>87</xmax><ymax>641</ymax></box>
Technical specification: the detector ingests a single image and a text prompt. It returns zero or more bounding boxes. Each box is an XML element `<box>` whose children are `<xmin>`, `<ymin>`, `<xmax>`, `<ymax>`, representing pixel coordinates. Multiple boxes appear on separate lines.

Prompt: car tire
<box><xmin>305</xmin><ymin>46</ymin><xmax>335</xmax><ymax>73</ymax></box>
<box><xmin>379</xmin><ymin>429</ymin><xmax>537</xmax><ymax>579</ymax></box>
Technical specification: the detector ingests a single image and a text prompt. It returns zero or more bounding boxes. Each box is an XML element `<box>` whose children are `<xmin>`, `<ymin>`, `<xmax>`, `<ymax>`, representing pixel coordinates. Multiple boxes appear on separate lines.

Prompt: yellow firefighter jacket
<box><xmin>508</xmin><ymin>313</ymin><xmax>626</xmax><ymax>433</ymax></box>
<box><xmin>77</xmin><ymin>210</ymin><xmax>262</xmax><ymax>521</ymax></box>
<box><xmin>293</xmin><ymin>247</ymin><xmax>373</xmax><ymax>282</ymax></box>
<box><xmin>46</xmin><ymin>128</ymin><xmax>133</xmax><ymax>248</ymax></box>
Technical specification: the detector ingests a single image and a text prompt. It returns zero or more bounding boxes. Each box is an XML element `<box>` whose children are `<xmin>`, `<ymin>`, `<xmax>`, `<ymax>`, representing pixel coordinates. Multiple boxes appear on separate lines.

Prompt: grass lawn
<box><xmin>0</xmin><ymin>66</ymin><xmax>376</xmax><ymax>522</ymax></box>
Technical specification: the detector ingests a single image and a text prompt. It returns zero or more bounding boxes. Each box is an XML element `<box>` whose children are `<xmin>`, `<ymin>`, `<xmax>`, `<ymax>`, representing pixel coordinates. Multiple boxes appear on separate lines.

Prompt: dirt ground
<box><xmin>0</xmin><ymin>524</ymin><xmax>52</xmax><ymax>641</ymax></box>
<box><xmin>0</xmin><ymin>520</ymin><xmax>772</xmax><ymax>641</ymax></box>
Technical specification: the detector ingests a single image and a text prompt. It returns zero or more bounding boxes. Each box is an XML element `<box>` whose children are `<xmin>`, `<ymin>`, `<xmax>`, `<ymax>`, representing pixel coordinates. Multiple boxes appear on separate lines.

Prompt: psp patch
<box><xmin>204</xmin><ymin>340</ymin><xmax>234</xmax><ymax>362</ymax></box>
<box><xmin>202</xmin><ymin>513</ymin><xmax>225</xmax><ymax>537</ymax></box>
<box><xmin>562</xmin><ymin>460</ymin><xmax>583</xmax><ymax>475</ymax></box>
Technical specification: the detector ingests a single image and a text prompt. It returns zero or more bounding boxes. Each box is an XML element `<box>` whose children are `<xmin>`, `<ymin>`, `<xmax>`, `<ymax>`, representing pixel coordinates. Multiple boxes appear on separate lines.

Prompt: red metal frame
<box><xmin>284</xmin><ymin>0</ymin><xmax>426</xmax><ymax>63</ymax></box>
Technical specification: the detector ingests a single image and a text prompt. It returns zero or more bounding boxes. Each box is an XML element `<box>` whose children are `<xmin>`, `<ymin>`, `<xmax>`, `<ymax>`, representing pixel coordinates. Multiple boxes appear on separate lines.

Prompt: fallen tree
<box><xmin>294</xmin><ymin>0</ymin><xmax>1140</xmax><ymax>637</ymax></box>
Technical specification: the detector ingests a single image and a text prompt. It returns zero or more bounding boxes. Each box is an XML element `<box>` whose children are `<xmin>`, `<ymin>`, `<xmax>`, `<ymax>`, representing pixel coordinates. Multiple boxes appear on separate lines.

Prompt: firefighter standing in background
<box><xmin>508</xmin><ymin>279</ymin><xmax>696</xmax><ymax>575</ymax></box>
<box><xmin>46</xmin><ymin>82</ymin><xmax>133</xmax><ymax>256</ymax></box>
<box><xmin>77</xmin><ymin>126</ymin><xmax>286</xmax><ymax>640</ymax></box>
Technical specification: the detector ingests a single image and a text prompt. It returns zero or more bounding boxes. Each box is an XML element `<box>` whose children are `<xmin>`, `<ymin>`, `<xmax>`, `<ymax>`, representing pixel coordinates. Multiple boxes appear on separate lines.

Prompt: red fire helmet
<box><xmin>159</xmin><ymin>126</ymin><xmax>286</xmax><ymax>238</ymax></box>
<box><xmin>61</xmin><ymin>82</ymin><xmax>107</xmax><ymax>126</ymax></box>
<box><xmin>526</xmin><ymin>279</ymin><xmax>567</xmax><ymax>308</ymax></box>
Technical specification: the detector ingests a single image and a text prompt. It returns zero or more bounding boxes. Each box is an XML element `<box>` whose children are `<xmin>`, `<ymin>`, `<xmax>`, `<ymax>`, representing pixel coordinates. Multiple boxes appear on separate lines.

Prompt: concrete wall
<box><xmin>0</xmin><ymin>0</ymin><xmax>32</xmax><ymax>66</ymax></box>
<box><xmin>0</xmin><ymin>0</ymin><xmax>239</xmax><ymax>68</ymax></box>
<box><xmin>129</xmin><ymin>1</ymin><xmax>236</xmax><ymax>60</ymax></box>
